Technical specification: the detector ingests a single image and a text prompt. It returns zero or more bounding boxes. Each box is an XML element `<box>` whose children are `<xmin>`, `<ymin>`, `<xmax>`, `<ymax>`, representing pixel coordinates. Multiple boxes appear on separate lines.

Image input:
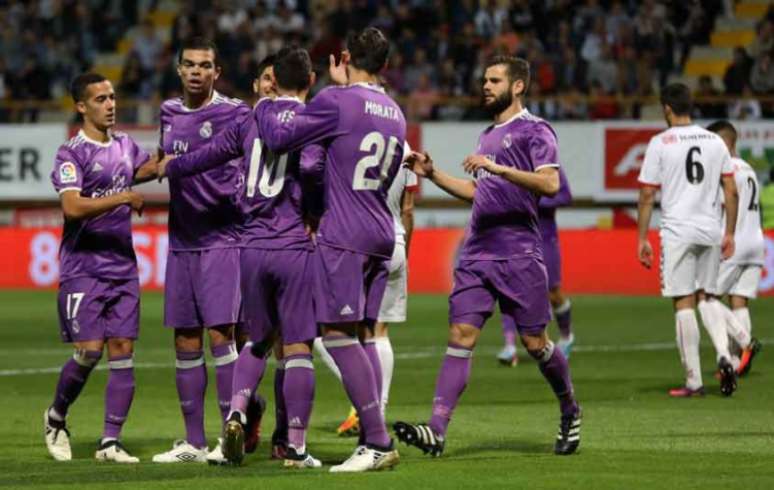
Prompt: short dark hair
<box><xmin>257</xmin><ymin>54</ymin><xmax>276</xmax><ymax>78</ymax></box>
<box><xmin>178</xmin><ymin>36</ymin><xmax>219</xmax><ymax>65</ymax></box>
<box><xmin>707</xmin><ymin>120</ymin><xmax>738</xmax><ymax>143</ymax></box>
<box><xmin>660</xmin><ymin>83</ymin><xmax>692</xmax><ymax>116</ymax></box>
<box><xmin>273</xmin><ymin>46</ymin><xmax>312</xmax><ymax>91</ymax></box>
<box><xmin>70</xmin><ymin>73</ymin><xmax>108</xmax><ymax>103</ymax></box>
<box><xmin>347</xmin><ymin>27</ymin><xmax>390</xmax><ymax>75</ymax></box>
<box><xmin>485</xmin><ymin>55</ymin><xmax>531</xmax><ymax>95</ymax></box>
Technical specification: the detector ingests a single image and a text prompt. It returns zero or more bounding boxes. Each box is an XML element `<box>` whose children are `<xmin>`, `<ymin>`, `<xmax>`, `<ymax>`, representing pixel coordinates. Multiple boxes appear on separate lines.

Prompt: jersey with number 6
<box><xmin>165</xmin><ymin>96</ymin><xmax>318</xmax><ymax>250</ymax></box>
<box><xmin>724</xmin><ymin>157</ymin><xmax>764</xmax><ymax>265</ymax></box>
<box><xmin>255</xmin><ymin>82</ymin><xmax>407</xmax><ymax>259</ymax></box>
<box><xmin>638</xmin><ymin>124</ymin><xmax>734</xmax><ymax>245</ymax></box>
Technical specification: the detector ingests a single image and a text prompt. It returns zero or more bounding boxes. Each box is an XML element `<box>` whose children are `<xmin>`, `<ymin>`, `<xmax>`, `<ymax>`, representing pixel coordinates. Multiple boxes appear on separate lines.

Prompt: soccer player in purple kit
<box><xmin>158</xmin><ymin>47</ymin><xmax>323</xmax><ymax>469</ymax></box>
<box><xmin>394</xmin><ymin>55</ymin><xmax>582</xmax><ymax>457</ymax></box>
<box><xmin>152</xmin><ymin>37</ymin><xmax>251</xmax><ymax>464</ymax></box>
<box><xmin>44</xmin><ymin>73</ymin><xmax>159</xmax><ymax>463</ymax></box>
<box><xmin>498</xmin><ymin>168</ymin><xmax>575</xmax><ymax>366</ymax></box>
<box><xmin>253</xmin><ymin>28</ymin><xmax>404</xmax><ymax>472</ymax></box>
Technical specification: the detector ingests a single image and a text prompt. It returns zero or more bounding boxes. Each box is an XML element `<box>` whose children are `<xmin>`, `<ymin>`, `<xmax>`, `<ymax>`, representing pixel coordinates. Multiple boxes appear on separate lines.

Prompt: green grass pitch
<box><xmin>1</xmin><ymin>291</ymin><xmax>773</xmax><ymax>489</ymax></box>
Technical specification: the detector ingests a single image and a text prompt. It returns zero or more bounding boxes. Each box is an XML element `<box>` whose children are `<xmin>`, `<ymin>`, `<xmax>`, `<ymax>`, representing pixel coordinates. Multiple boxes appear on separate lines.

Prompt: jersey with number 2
<box><xmin>638</xmin><ymin>124</ymin><xmax>734</xmax><ymax>245</ymax></box>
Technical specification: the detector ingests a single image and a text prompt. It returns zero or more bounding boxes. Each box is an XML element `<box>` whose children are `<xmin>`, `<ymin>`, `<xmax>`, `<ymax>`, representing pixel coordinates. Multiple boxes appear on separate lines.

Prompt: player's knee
<box><xmin>449</xmin><ymin>323</ymin><xmax>479</xmax><ymax>349</ymax></box>
<box><xmin>175</xmin><ymin>329</ymin><xmax>203</xmax><ymax>351</ymax></box>
<box><xmin>521</xmin><ymin>333</ymin><xmax>548</xmax><ymax>353</ymax></box>
<box><xmin>73</xmin><ymin>348</ymin><xmax>102</xmax><ymax>368</ymax></box>
<box><xmin>250</xmin><ymin>337</ymin><xmax>274</xmax><ymax>359</ymax></box>
<box><xmin>107</xmin><ymin>338</ymin><xmax>133</xmax><ymax>357</ymax></box>
<box><xmin>283</xmin><ymin>342</ymin><xmax>311</xmax><ymax>357</ymax></box>
<box><xmin>525</xmin><ymin>339</ymin><xmax>554</xmax><ymax>363</ymax></box>
<box><xmin>208</xmin><ymin>324</ymin><xmax>235</xmax><ymax>345</ymax></box>
<box><xmin>374</xmin><ymin>322</ymin><xmax>389</xmax><ymax>337</ymax></box>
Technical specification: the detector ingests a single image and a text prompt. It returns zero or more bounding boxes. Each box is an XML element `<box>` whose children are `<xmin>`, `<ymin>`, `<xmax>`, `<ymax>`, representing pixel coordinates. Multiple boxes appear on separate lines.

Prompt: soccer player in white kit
<box><xmin>636</xmin><ymin>83</ymin><xmax>740</xmax><ymax>398</ymax></box>
<box><xmin>706</xmin><ymin>120</ymin><xmax>763</xmax><ymax>376</ymax></box>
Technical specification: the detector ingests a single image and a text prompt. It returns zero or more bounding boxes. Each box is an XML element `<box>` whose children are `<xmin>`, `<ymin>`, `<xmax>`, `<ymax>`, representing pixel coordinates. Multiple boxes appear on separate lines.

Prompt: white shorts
<box><xmin>717</xmin><ymin>263</ymin><xmax>761</xmax><ymax>299</ymax></box>
<box><xmin>660</xmin><ymin>241</ymin><xmax>721</xmax><ymax>297</ymax></box>
<box><xmin>377</xmin><ymin>241</ymin><xmax>408</xmax><ymax>323</ymax></box>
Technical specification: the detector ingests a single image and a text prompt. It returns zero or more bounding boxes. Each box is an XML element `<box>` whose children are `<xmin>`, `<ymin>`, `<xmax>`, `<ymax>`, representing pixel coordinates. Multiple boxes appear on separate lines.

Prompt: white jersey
<box><xmin>638</xmin><ymin>124</ymin><xmax>734</xmax><ymax>245</ymax></box>
<box><xmin>723</xmin><ymin>157</ymin><xmax>764</xmax><ymax>265</ymax></box>
<box><xmin>388</xmin><ymin>162</ymin><xmax>418</xmax><ymax>246</ymax></box>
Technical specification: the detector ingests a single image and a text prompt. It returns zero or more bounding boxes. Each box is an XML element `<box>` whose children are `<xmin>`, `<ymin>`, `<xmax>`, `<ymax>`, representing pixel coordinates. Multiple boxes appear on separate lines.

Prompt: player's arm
<box><xmin>540</xmin><ymin>167</ymin><xmax>572</xmax><ymax>207</ymax></box>
<box><xmin>300</xmin><ymin>144</ymin><xmax>327</xmax><ymax>237</ymax></box>
<box><xmin>637</xmin><ymin>185</ymin><xmax>657</xmax><ymax>268</ymax></box>
<box><xmin>161</xmin><ymin>117</ymin><xmax>246</xmax><ymax>180</ymax></box>
<box><xmin>405</xmin><ymin>151</ymin><xmax>476</xmax><ymax>203</ymax></box>
<box><xmin>60</xmin><ymin>190</ymin><xmax>143</xmax><ymax>220</ymax></box>
<box><xmin>132</xmin><ymin>150</ymin><xmax>163</xmax><ymax>184</ymax></box>
<box><xmin>255</xmin><ymin>91</ymin><xmax>340</xmax><ymax>154</ymax></box>
<box><xmin>463</xmin><ymin>155</ymin><xmax>560</xmax><ymax>196</ymax></box>
<box><xmin>401</xmin><ymin>186</ymin><xmax>416</xmax><ymax>253</ymax></box>
<box><xmin>720</xmin><ymin>174</ymin><xmax>738</xmax><ymax>259</ymax></box>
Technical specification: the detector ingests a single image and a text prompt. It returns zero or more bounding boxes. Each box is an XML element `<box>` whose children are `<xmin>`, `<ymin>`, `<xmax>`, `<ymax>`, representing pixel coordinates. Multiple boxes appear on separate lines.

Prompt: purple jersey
<box><xmin>159</xmin><ymin>91</ymin><xmax>251</xmax><ymax>251</ymax></box>
<box><xmin>51</xmin><ymin>130</ymin><xmax>150</xmax><ymax>281</ymax></box>
<box><xmin>460</xmin><ymin>109</ymin><xmax>560</xmax><ymax>261</ymax></box>
<box><xmin>254</xmin><ymin>83</ymin><xmax>407</xmax><ymax>259</ymax></box>
<box><xmin>166</xmin><ymin>96</ymin><xmax>319</xmax><ymax>250</ymax></box>
<box><xmin>538</xmin><ymin>166</ymin><xmax>572</xmax><ymax>238</ymax></box>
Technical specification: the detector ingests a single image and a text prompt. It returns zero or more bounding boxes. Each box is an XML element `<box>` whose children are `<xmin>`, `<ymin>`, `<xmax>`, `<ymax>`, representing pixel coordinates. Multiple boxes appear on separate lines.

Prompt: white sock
<box><xmin>675</xmin><ymin>309</ymin><xmax>703</xmax><ymax>390</ymax></box>
<box><xmin>697</xmin><ymin>299</ymin><xmax>731</xmax><ymax>362</ymax></box>
<box><xmin>374</xmin><ymin>336</ymin><xmax>394</xmax><ymax>414</ymax></box>
<box><xmin>732</xmin><ymin>307</ymin><xmax>752</xmax><ymax>338</ymax></box>
<box><xmin>313</xmin><ymin>337</ymin><xmax>342</xmax><ymax>381</ymax></box>
<box><xmin>716</xmin><ymin>301</ymin><xmax>751</xmax><ymax>348</ymax></box>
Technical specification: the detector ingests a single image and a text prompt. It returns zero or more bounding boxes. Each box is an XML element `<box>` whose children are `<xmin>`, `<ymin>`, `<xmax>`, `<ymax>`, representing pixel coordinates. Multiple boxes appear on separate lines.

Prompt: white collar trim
<box><xmin>78</xmin><ymin>129</ymin><xmax>113</xmax><ymax>147</ymax></box>
<box><xmin>493</xmin><ymin>108</ymin><xmax>529</xmax><ymax>128</ymax></box>
<box><xmin>276</xmin><ymin>95</ymin><xmax>304</xmax><ymax>104</ymax></box>
<box><xmin>352</xmin><ymin>82</ymin><xmax>386</xmax><ymax>94</ymax></box>
<box><xmin>181</xmin><ymin>90</ymin><xmax>219</xmax><ymax>112</ymax></box>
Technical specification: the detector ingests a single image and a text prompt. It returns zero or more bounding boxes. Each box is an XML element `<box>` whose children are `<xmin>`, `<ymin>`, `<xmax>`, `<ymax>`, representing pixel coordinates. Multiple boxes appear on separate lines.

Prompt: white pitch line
<box><xmin>1</xmin><ymin>339</ymin><xmax>770</xmax><ymax>377</ymax></box>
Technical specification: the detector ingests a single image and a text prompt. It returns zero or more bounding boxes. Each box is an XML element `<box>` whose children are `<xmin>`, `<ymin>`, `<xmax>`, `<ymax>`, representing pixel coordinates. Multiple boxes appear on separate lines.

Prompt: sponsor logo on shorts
<box><xmin>59</xmin><ymin>162</ymin><xmax>77</xmax><ymax>184</ymax></box>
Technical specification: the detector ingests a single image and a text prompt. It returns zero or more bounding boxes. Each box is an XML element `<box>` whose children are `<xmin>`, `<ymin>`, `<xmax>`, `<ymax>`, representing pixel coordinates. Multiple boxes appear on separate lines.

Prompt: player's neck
<box><xmin>183</xmin><ymin>89</ymin><xmax>214</xmax><ymax>110</ymax></box>
<box><xmin>348</xmin><ymin>68</ymin><xmax>380</xmax><ymax>86</ymax></box>
<box><xmin>276</xmin><ymin>88</ymin><xmax>309</xmax><ymax>102</ymax></box>
<box><xmin>494</xmin><ymin>100</ymin><xmax>525</xmax><ymax>125</ymax></box>
<box><xmin>669</xmin><ymin>115</ymin><xmax>692</xmax><ymax>127</ymax></box>
<box><xmin>81</xmin><ymin>121</ymin><xmax>111</xmax><ymax>143</ymax></box>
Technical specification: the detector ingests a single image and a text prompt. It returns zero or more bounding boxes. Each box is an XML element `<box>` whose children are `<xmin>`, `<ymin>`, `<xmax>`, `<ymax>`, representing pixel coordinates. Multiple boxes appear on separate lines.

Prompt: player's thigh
<box><xmin>377</xmin><ymin>243</ymin><xmax>408</xmax><ymax>324</ymax></box>
<box><xmin>493</xmin><ymin>257</ymin><xmax>551</xmax><ymax>337</ymax></box>
<box><xmin>716</xmin><ymin>261</ymin><xmax>742</xmax><ymax>297</ymax></box>
<box><xmin>193</xmin><ymin>248</ymin><xmax>242</xmax><ymax>328</ymax></box>
<box><xmin>364</xmin><ymin>255</ymin><xmax>391</xmax><ymax>326</ymax></box>
<box><xmin>312</xmin><ymin>245</ymin><xmax>368</xmax><ymax>324</ymax></box>
<box><xmin>695</xmin><ymin>245</ymin><xmax>722</xmax><ymax>295</ymax></box>
<box><xmin>164</xmin><ymin>251</ymin><xmax>200</xmax><ymax>328</ymax></box>
<box><xmin>729</xmin><ymin>265</ymin><xmax>762</xmax><ymax>299</ymax></box>
<box><xmin>661</xmin><ymin>241</ymin><xmax>699</xmax><ymax>298</ymax></box>
<box><xmin>448</xmin><ymin>260</ymin><xmax>497</xmax><ymax>329</ymax></box>
<box><xmin>542</xmin><ymin>234</ymin><xmax>562</xmax><ymax>290</ymax></box>
<box><xmin>240</xmin><ymin>248</ymin><xmax>279</xmax><ymax>344</ymax></box>
<box><xmin>103</xmin><ymin>278</ymin><xmax>140</xmax><ymax>342</ymax></box>
<box><xmin>275</xmin><ymin>249</ymin><xmax>317</xmax><ymax>345</ymax></box>
<box><xmin>58</xmin><ymin>277</ymin><xmax>111</xmax><ymax>343</ymax></box>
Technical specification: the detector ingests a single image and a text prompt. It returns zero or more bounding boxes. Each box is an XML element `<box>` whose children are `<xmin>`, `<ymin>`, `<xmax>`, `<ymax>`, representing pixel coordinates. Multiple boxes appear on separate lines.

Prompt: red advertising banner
<box><xmin>604</xmin><ymin>128</ymin><xmax>662</xmax><ymax>191</ymax></box>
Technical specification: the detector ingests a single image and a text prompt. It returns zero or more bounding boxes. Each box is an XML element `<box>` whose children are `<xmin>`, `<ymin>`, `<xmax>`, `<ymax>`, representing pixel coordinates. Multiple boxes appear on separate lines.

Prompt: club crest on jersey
<box><xmin>502</xmin><ymin>133</ymin><xmax>512</xmax><ymax>149</ymax></box>
<box><xmin>199</xmin><ymin>121</ymin><xmax>213</xmax><ymax>138</ymax></box>
<box><xmin>59</xmin><ymin>162</ymin><xmax>77</xmax><ymax>183</ymax></box>
<box><xmin>163</xmin><ymin>124</ymin><xmax>172</xmax><ymax>133</ymax></box>
<box><xmin>662</xmin><ymin>134</ymin><xmax>677</xmax><ymax>144</ymax></box>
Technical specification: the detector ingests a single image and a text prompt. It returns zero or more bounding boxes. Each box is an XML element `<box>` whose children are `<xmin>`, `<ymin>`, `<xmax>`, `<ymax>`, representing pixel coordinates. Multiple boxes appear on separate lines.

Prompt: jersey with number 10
<box><xmin>255</xmin><ymin>82</ymin><xmax>407</xmax><ymax>259</ymax></box>
<box><xmin>638</xmin><ymin>124</ymin><xmax>734</xmax><ymax>245</ymax></box>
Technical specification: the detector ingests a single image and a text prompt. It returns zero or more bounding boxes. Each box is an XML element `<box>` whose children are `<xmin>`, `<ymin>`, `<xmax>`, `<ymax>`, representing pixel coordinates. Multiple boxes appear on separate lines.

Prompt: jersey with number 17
<box><xmin>255</xmin><ymin>82</ymin><xmax>407</xmax><ymax>259</ymax></box>
<box><xmin>638</xmin><ymin>124</ymin><xmax>734</xmax><ymax>246</ymax></box>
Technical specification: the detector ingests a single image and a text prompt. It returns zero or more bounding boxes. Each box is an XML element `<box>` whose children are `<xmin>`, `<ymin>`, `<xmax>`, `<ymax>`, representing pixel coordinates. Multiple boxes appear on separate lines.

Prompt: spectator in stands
<box><xmin>587</xmin><ymin>43</ymin><xmax>618</xmax><ymax>94</ymax></box>
<box><xmin>557</xmin><ymin>86</ymin><xmax>589</xmax><ymax>120</ymax></box>
<box><xmin>693</xmin><ymin>75</ymin><xmax>726</xmax><ymax>119</ymax></box>
<box><xmin>617</xmin><ymin>45</ymin><xmax>640</xmax><ymax>95</ymax></box>
<box><xmin>729</xmin><ymin>85</ymin><xmax>763</xmax><ymax>120</ymax></box>
<box><xmin>606</xmin><ymin>1</ymin><xmax>631</xmax><ymax>44</ymax></box>
<box><xmin>588</xmin><ymin>80</ymin><xmax>620</xmax><ymax>119</ymax></box>
<box><xmin>750</xmin><ymin>19</ymin><xmax>773</xmax><ymax>59</ymax></box>
<box><xmin>581</xmin><ymin>17</ymin><xmax>608</xmax><ymax>63</ymax></box>
<box><xmin>404</xmin><ymin>48</ymin><xmax>435</xmax><ymax>93</ymax></box>
<box><xmin>406</xmin><ymin>73</ymin><xmax>440</xmax><ymax>122</ymax></box>
<box><xmin>724</xmin><ymin>47</ymin><xmax>753</xmax><ymax>95</ymax></box>
<box><xmin>750</xmin><ymin>49</ymin><xmax>774</xmax><ymax>94</ymax></box>
<box><xmin>132</xmin><ymin>19</ymin><xmax>162</xmax><ymax>72</ymax></box>
<box><xmin>475</xmin><ymin>0</ymin><xmax>507</xmax><ymax>39</ymax></box>
<box><xmin>383</xmin><ymin>53</ymin><xmax>407</xmax><ymax>95</ymax></box>
<box><xmin>508</xmin><ymin>0</ymin><xmax>535</xmax><ymax>34</ymax></box>
<box><xmin>0</xmin><ymin>56</ymin><xmax>9</xmax><ymax>122</ymax></box>
<box><xmin>119</xmin><ymin>53</ymin><xmax>147</xmax><ymax>99</ymax></box>
<box><xmin>557</xmin><ymin>44</ymin><xmax>587</xmax><ymax>92</ymax></box>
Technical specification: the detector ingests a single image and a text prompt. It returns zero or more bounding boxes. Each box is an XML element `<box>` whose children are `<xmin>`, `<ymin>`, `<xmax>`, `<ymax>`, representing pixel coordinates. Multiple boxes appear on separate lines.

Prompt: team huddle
<box><xmin>40</xmin><ymin>25</ymin><xmax>762</xmax><ymax>474</ymax></box>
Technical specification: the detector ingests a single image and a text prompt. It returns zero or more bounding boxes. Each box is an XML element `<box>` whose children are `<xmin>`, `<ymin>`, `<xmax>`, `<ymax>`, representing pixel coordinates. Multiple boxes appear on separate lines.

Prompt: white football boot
<box><xmin>95</xmin><ymin>440</ymin><xmax>140</xmax><ymax>463</ymax></box>
<box><xmin>44</xmin><ymin>409</ymin><xmax>72</xmax><ymax>461</ymax></box>
<box><xmin>206</xmin><ymin>438</ymin><xmax>228</xmax><ymax>465</ymax></box>
<box><xmin>329</xmin><ymin>444</ymin><xmax>399</xmax><ymax>473</ymax></box>
<box><xmin>152</xmin><ymin>440</ymin><xmax>208</xmax><ymax>463</ymax></box>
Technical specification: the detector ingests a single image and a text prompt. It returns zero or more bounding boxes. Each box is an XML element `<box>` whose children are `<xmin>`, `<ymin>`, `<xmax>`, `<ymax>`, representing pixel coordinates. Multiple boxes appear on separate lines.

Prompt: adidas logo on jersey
<box><xmin>90</xmin><ymin>162</ymin><xmax>104</xmax><ymax>173</ymax></box>
<box><xmin>340</xmin><ymin>305</ymin><xmax>354</xmax><ymax>315</ymax></box>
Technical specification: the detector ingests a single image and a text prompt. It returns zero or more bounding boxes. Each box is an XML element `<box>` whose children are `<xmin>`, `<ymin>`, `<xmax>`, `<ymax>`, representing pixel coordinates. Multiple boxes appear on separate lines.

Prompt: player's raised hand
<box><xmin>462</xmin><ymin>155</ymin><xmax>500</xmax><ymax>175</ymax></box>
<box><xmin>638</xmin><ymin>239</ymin><xmax>653</xmax><ymax>269</ymax></box>
<box><xmin>404</xmin><ymin>151</ymin><xmax>434</xmax><ymax>178</ymax></box>
<box><xmin>329</xmin><ymin>51</ymin><xmax>350</xmax><ymax>85</ymax></box>
<box><xmin>721</xmin><ymin>234</ymin><xmax>735</xmax><ymax>260</ymax></box>
<box><xmin>125</xmin><ymin>191</ymin><xmax>144</xmax><ymax>216</ymax></box>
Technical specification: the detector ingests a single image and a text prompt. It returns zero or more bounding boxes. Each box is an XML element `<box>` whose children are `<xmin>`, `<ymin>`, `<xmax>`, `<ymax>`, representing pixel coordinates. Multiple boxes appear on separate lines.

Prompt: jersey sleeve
<box><xmin>51</xmin><ymin>146</ymin><xmax>84</xmax><ymax>194</ymax></box>
<box><xmin>539</xmin><ymin>166</ymin><xmax>572</xmax><ymax>208</ymax></box>
<box><xmin>299</xmin><ymin>143</ymin><xmax>327</xmax><ymax>219</ymax></box>
<box><xmin>127</xmin><ymin>136</ymin><xmax>151</xmax><ymax>171</ymax></box>
<box><xmin>638</xmin><ymin>136</ymin><xmax>662</xmax><ymax>187</ymax></box>
<box><xmin>255</xmin><ymin>88</ymin><xmax>342</xmax><ymax>154</ymax></box>
<box><xmin>720</xmin><ymin>144</ymin><xmax>734</xmax><ymax>177</ymax></box>
<box><xmin>530</xmin><ymin>124</ymin><xmax>560</xmax><ymax>171</ymax></box>
<box><xmin>166</xmin><ymin>113</ymin><xmax>247</xmax><ymax>179</ymax></box>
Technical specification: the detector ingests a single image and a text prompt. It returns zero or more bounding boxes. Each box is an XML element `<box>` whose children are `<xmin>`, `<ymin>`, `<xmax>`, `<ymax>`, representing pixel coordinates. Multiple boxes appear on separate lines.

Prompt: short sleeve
<box><xmin>638</xmin><ymin>136</ymin><xmax>662</xmax><ymax>187</ymax></box>
<box><xmin>405</xmin><ymin>167</ymin><xmax>419</xmax><ymax>190</ymax></box>
<box><xmin>720</xmin><ymin>144</ymin><xmax>734</xmax><ymax>177</ymax></box>
<box><xmin>530</xmin><ymin>124</ymin><xmax>560</xmax><ymax>171</ymax></box>
<box><xmin>127</xmin><ymin>136</ymin><xmax>151</xmax><ymax>171</ymax></box>
<box><xmin>51</xmin><ymin>146</ymin><xmax>83</xmax><ymax>194</ymax></box>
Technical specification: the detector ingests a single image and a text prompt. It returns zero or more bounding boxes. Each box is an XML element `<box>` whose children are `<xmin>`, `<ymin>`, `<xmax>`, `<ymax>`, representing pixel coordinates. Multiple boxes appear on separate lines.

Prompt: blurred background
<box><xmin>0</xmin><ymin>0</ymin><xmax>772</xmax><ymax>297</ymax></box>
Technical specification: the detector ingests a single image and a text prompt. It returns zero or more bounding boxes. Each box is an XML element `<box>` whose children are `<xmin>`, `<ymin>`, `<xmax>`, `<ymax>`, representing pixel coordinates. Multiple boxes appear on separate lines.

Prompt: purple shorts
<box><xmin>240</xmin><ymin>248</ymin><xmax>316</xmax><ymax>345</ymax></box>
<box><xmin>312</xmin><ymin>244</ymin><xmax>390</xmax><ymax>325</ymax></box>
<box><xmin>449</xmin><ymin>257</ymin><xmax>551</xmax><ymax>335</ymax></box>
<box><xmin>164</xmin><ymin>248</ymin><xmax>241</xmax><ymax>328</ymax></box>
<box><xmin>542</xmin><ymin>232</ymin><xmax>562</xmax><ymax>290</ymax></box>
<box><xmin>57</xmin><ymin>277</ymin><xmax>140</xmax><ymax>343</ymax></box>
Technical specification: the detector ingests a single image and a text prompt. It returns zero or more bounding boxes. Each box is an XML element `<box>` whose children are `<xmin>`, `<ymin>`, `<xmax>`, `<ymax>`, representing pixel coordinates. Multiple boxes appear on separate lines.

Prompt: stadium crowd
<box><xmin>1</xmin><ymin>0</ymin><xmax>774</xmax><ymax>122</ymax></box>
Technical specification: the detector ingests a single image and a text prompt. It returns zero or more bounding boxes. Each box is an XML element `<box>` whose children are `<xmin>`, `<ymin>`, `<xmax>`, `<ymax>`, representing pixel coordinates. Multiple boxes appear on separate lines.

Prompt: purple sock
<box><xmin>429</xmin><ymin>343</ymin><xmax>472</xmax><ymax>437</ymax></box>
<box><xmin>323</xmin><ymin>335</ymin><xmax>390</xmax><ymax>448</ymax></box>
<box><xmin>503</xmin><ymin>325</ymin><xmax>517</xmax><ymax>348</ymax></box>
<box><xmin>283</xmin><ymin>354</ymin><xmax>315</xmax><ymax>451</ymax></box>
<box><xmin>554</xmin><ymin>300</ymin><xmax>573</xmax><ymax>338</ymax></box>
<box><xmin>533</xmin><ymin>342</ymin><xmax>578</xmax><ymax>416</ymax></box>
<box><xmin>212</xmin><ymin>342</ymin><xmax>238</xmax><ymax>422</ymax></box>
<box><xmin>274</xmin><ymin>361</ymin><xmax>287</xmax><ymax>440</ymax></box>
<box><xmin>363</xmin><ymin>340</ymin><xmax>383</xmax><ymax>409</ymax></box>
<box><xmin>103</xmin><ymin>355</ymin><xmax>135</xmax><ymax>439</ymax></box>
<box><xmin>230</xmin><ymin>345</ymin><xmax>266</xmax><ymax>418</ymax></box>
<box><xmin>51</xmin><ymin>351</ymin><xmax>101</xmax><ymax>418</ymax></box>
<box><xmin>175</xmin><ymin>350</ymin><xmax>207</xmax><ymax>448</ymax></box>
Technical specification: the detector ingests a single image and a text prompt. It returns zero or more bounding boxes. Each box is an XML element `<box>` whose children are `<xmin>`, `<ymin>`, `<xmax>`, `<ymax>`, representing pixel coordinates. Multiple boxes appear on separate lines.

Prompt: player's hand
<box><xmin>125</xmin><ymin>191</ymin><xmax>144</xmax><ymax>216</ymax></box>
<box><xmin>329</xmin><ymin>51</ymin><xmax>350</xmax><ymax>85</ymax></box>
<box><xmin>404</xmin><ymin>151</ymin><xmax>434</xmax><ymax>178</ymax></box>
<box><xmin>462</xmin><ymin>155</ymin><xmax>502</xmax><ymax>176</ymax></box>
<box><xmin>638</xmin><ymin>239</ymin><xmax>653</xmax><ymax>269</ymax></box>
<box><xmin>721</xmin><ymin>234</ymin><xmax>735</xmax><ymax>260</ymax></box>
<box><xmin>156</xmin><ymin>154</ymin><xmax>174</xmax><ymax>181</ymax></box>
<box><xmin>304</xmin><ymin>215</ymin><xmax>320</xmax><ymax>243</ymax></box>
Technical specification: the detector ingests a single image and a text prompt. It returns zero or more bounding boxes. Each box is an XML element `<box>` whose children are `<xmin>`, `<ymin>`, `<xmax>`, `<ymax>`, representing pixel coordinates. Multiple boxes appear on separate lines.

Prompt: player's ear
<box><xmin>252</xmin><ymin>78</ymin><xmax>259</xmax><ymax>95</ymax></box>
<box><xmin>75</xmin><ymin>100</ymin><xmax>87</xmax><ymax>116</ymax></box>
<box><xmin>213</xmin><ymin>65</ymin><xmax>222</xmax><ymax>81</ymax></box>
<box><xmin>308</xmin><ymin>71</ymin><xmax>316</xmax><ymax>89</ymax></box>
<box><xmin>512</xmin><ymin>79</ymin><xmax>525</xmax><ymax>98</ymax></box>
